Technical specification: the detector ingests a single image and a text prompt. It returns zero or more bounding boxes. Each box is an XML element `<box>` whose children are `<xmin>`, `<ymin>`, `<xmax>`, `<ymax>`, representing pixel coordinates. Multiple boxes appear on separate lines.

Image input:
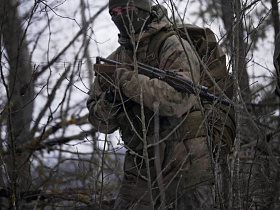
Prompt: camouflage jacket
<box><xmin>87</xmin><ymin>5</ymin><xmax>215</xmax><ymax>204</ymax></box>
<box><xmin>87</xmin><ymin>5</ymin><xmax>200</xmax><ymax>141</ymax></box>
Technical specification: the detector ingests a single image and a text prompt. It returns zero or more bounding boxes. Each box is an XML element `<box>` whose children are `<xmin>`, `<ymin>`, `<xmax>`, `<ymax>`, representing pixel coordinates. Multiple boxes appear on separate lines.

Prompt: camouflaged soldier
<box><xmin>87</xmin><ymin>0</ymin><xmax>233</xmax><ymax>209</ymax></box>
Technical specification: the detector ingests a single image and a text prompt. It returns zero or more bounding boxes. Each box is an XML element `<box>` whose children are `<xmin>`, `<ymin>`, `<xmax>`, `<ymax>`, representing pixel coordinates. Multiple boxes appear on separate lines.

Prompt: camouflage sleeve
<box><xmin>87</xmin><ymin>76</ymin><xmax>121</xmax><ymax>134</ymax></box>
<box><xmin>120</xmin><ymin>35</ymin><xmax>200</xmax><ymax>117</ymax></box>
<box><xmin>87</xmin><ymin>48</ymin><xmax>122</xmax><ymax>134</ymax></box>
<box><xmin>159</xmin><ymin>35</ymin><xmax>200</xmax><ymax>82</ymax></box>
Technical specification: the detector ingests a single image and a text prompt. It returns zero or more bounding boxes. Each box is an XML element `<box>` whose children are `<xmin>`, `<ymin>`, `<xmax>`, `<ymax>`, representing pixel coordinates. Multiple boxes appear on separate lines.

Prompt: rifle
<box><xmin>94</xmin><ymin>56</ymin><xmax>232</xmax><ymax>106</ymax></box>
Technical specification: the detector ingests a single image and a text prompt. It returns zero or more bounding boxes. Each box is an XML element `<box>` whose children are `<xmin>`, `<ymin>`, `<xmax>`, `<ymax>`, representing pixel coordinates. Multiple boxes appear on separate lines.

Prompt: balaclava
<box><xmin>109</xmin><ymin>0</ymin><xmax>152</xmax><ymax>36</ymax></box>
<box><xmin>109</xmin><ymin>0</ymin><xmax>151</xmax><ymax>13</ymax></box>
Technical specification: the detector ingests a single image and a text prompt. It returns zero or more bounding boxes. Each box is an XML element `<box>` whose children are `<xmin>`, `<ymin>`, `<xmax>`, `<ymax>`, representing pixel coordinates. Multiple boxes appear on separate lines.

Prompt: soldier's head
<box><xmin>109</xmin><ymin>0</ymin><xmax>152</xmax><ymax>37</ymax></box>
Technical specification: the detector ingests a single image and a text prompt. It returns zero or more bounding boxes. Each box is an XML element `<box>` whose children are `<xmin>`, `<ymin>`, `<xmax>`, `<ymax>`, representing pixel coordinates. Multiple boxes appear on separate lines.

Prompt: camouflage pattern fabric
<box><xmin>87</xmin><ymin>4</ymin><xmax>221</xmax><ymax>209</ymax></box>
<box><xmin>113</xmin><ymin>183</ymin><xmax>214</xmax><ymax>210</ymax></box>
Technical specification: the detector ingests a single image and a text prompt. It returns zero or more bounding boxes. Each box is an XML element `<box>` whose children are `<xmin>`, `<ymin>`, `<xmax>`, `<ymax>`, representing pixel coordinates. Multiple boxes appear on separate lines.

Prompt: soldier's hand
<box><xmin>105</xmin><ymin>85</ymin><xmax>130</xmax><ymax>104</ymax></box>
<box><xmin>113</xmin><ymin>67</ymin><xmax>135</xmax><ymax>88</ymax></box>
<box><xmin>105</xmin><ymin>88</ymin><xmax>123</xmax><ymax>103</ymax></box>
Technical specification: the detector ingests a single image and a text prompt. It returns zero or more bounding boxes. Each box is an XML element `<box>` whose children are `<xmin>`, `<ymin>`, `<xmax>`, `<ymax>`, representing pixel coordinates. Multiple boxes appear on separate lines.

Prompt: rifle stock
<box><xmin>94</xmin><ymin>56</ymin><xmax>232</xmax><ymax>106</ymax></box>
<box><xmin>94</xmin><ymin>64</ymin><xmax>116</xmax><ymax>75</ymax></box>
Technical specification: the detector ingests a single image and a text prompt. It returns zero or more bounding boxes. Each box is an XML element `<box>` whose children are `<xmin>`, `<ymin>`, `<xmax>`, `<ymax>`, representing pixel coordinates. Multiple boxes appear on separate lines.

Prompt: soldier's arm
<box><xmin>116</xmin><ymin>35</ymin><xmax>200</xmax><ymax>117</ymax></box>
<box><xmin>87</xmin><ymin>75</ymin><xmax>120</xmax><ymax>134</ymax></box>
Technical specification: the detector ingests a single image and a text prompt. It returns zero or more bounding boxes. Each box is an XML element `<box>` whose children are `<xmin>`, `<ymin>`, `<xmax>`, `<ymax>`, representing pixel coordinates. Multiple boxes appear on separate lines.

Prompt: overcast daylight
<box><xmin>0</xmin><ymin>0</ymin><xmax>279</xmax><ymax>209</ymax></box>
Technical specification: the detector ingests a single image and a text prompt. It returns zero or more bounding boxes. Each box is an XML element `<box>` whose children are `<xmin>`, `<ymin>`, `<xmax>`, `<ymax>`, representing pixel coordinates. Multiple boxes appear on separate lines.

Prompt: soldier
<box><xmin>87</xmin><ymin>0</ymin><xmax>235</xmax><ymax>209</ymax></box>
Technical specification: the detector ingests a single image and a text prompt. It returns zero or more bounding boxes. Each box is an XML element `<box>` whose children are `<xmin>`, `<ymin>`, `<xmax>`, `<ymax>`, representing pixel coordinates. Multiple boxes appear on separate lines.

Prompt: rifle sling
<box><xmin>147</xmin><ymin>29</ymin><xmax>176</xmax><ymax>67</ymax></box>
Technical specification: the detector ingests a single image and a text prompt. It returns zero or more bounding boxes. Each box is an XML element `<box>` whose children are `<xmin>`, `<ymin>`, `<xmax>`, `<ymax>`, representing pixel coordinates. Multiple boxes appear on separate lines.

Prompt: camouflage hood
<box><xmin>118</xmin><ymin>4</ymin><xmax>170</xmax><ymax>45</ymax></box>
<box><xmin>144</xmin><ymin>4</ymin><xmax>170</xmax><ymax>36</ymax></box>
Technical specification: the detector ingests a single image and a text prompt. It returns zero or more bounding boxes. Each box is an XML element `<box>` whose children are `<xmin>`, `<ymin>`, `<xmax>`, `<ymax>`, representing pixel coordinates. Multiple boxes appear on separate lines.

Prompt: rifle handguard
<box><xmin>95</xmin><ymin>56</ymin><xmax>232</xmax><ymax>106</ymax></box>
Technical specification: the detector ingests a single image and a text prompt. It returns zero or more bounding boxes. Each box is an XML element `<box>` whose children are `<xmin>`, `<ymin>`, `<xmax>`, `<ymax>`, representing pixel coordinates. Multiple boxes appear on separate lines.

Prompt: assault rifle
<box><xmin>94</xmin><ymin>56</ymin><xmax>232</xmax><ymax>106</ymax></box>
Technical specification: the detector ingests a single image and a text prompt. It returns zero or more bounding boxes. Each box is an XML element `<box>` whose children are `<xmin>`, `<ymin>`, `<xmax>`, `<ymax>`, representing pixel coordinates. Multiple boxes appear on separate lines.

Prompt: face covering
<box><xmin>112</xmin><ymin>10</ymin><xmax>150</xmax><ymax>37</ymax></box>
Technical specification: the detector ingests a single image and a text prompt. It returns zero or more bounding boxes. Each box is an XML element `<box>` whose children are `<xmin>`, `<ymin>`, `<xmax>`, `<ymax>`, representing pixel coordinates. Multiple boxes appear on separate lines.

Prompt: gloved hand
<box><xmin>104</xmin><ymin>66</ymin><xmax>135</xmax><ymax>104</ymax></box>
<box><xmin>113</xmin><ymin>67</ymin><xmax>135</xmax><ymax>88</ymax></box>
<box><xmin>105</xmin><ymin>88</ymin><xmax>131</xmax><ymax>106</ymax></box>
<box><xmin>105</xmin><ymin>88</ymin><xmax>123</xmax><ymax>103</ymax></box>
<box><xmin>105</xmin><ymin>89</ymin><xmax>116</xmax><ymax>103</ymax></box>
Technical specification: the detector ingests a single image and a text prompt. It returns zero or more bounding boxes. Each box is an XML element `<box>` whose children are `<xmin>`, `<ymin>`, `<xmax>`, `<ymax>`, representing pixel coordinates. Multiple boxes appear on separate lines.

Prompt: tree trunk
<box><xmin>220</xmin><ymin>1</ymin><xmax>255</xmax><ymax>209</ymax></box>
<box><xmin>220</xmin><ymin>0</ymin><xmax>251</xmax><ymax>103</ymax></box>
<box><xmin>0</xmin><ymin>0</ymin><xmax>34</xmax><ymax>208</ymax></box>
<box><xmin>271</xmin><ymin>0</ymin><xmax>280</xmax><ymax>41</ymax></box>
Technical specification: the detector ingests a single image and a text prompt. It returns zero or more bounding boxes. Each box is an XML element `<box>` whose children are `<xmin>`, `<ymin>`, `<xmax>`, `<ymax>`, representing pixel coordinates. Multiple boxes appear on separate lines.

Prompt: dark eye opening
<box><xmin>110</xmin><ymin>11</ymin><xmax>118</xmax><ymax>17</ymax></box>
<box><xmin>121</xmin><ymin>8</ymin><xmax>129</xmax><ymax>13</ymax></box>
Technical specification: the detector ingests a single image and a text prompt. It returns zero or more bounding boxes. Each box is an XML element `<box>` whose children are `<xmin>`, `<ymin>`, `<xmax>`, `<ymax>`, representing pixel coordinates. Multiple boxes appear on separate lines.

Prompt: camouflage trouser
<box><xmin>113</xmin><ymin>184</ymin><xmax>215</xmax><ymax>210</ymax></box>
<box><xmin>111</xmin><ymin>102</ymin><xmax>234</xmax><ymax>209</ymax></box>
<box><xmin>173</xmin><ymin>184</ymin><xmax>215</xmax><ymax>209</ymax></box>
<box><xmin>114</xmin><ymin>136</ymin><xmax>216</xmax><ymax>209</ymax></box>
